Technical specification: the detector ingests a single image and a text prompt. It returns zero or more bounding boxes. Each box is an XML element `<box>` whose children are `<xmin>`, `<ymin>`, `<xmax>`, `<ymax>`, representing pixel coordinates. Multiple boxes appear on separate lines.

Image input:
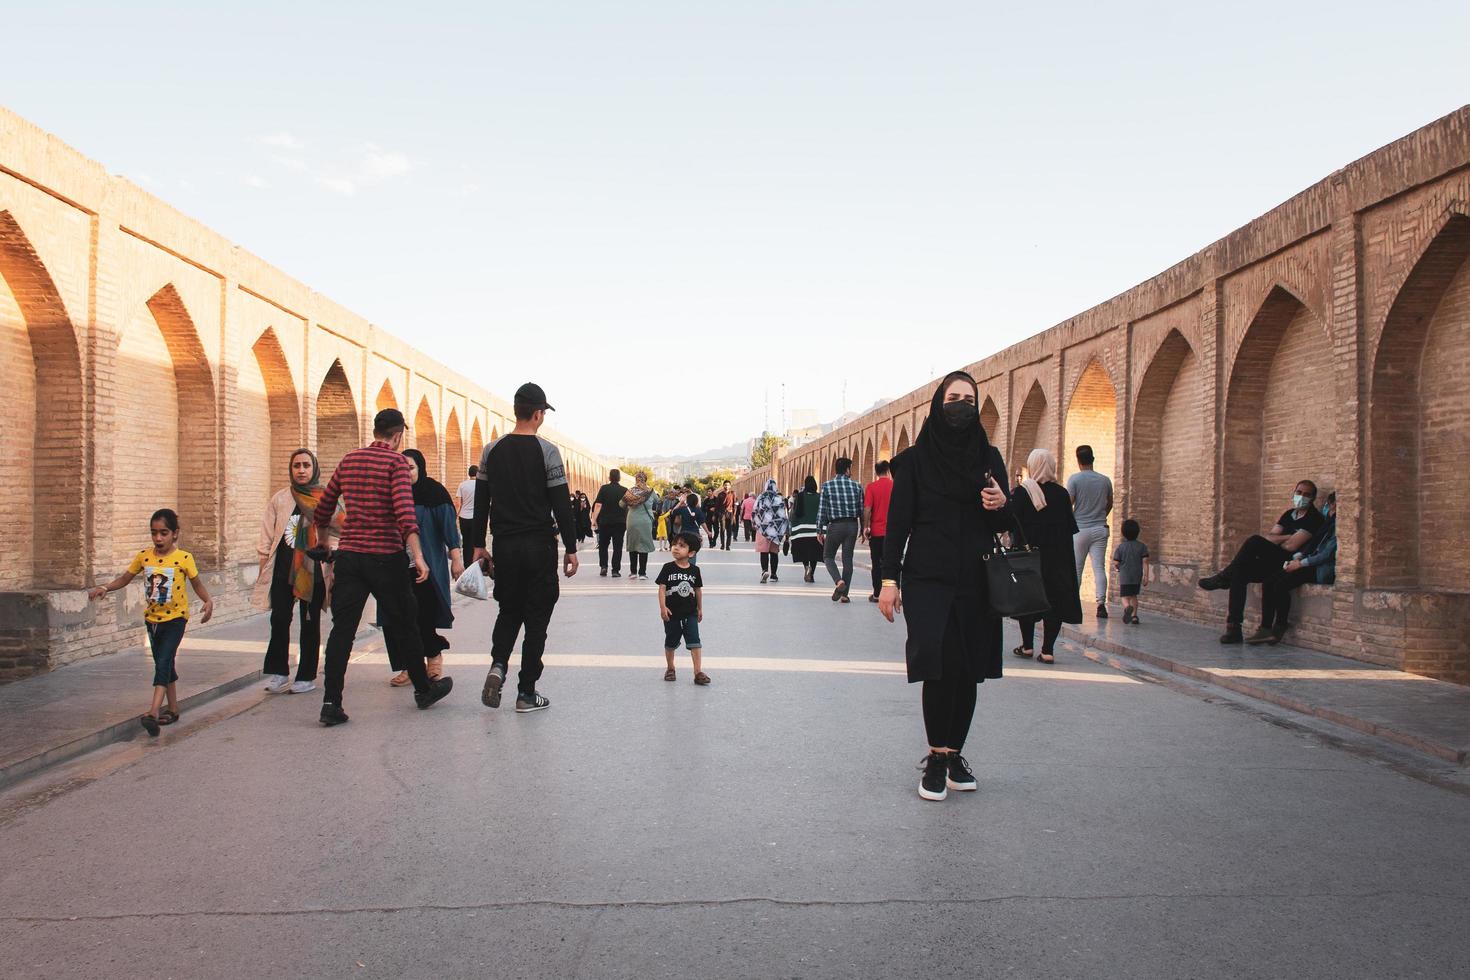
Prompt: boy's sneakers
<box><xmin>919</xmin><ymin>751</ymin><xmax>948</xmax><ymax>801</ymax></box>
<box><xmin>415</xmin><ymin>676</ymin><xmax>454</xmax><ymax>710</ymax></box>
<box><xmin>481</xmin><ymin>663</ymin><xmax>506</xmax><ymax>708</ymax></box>
<box><xmin>319</xmin><ymin>703</ymin><xmax>350</xmax><ymax>727</ymax></box>
<box><xmin>947</xmin><ymin>754</ymin><xmax>978</xmax><ymax>791</ymax></box>
<box><xmin>515</xmin><ymin>691</ymin><xmax>551</xmax><ymax>713</ymax></box>
<box><xmin>290</xmin><ymin>679</ymin><xmax>316</xmax><ymax>694</ymax></box>
<box><xmin>263</xmin><ymin>674</ymin><xmax>291</xmax><ymax>694</ymax></box>
<box><xmin>139</xmin><ymin>713</ymin><xmax>160</xmax><ymax>737</ymax></box>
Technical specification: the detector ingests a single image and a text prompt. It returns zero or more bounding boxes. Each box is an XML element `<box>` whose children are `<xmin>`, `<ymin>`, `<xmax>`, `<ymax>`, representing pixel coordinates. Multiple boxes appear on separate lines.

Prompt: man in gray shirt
<box><xmin>1066</xmin><ymin>445</ymin><xmax>1113</xmax><ymax>619</ymax></box>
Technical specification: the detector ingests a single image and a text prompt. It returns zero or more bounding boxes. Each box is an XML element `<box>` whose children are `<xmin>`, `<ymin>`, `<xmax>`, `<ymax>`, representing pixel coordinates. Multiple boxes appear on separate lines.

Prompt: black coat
<box><xmin>882</xmin><ymin>445</ymin><xmax>1012</xmax><ymax>683</ymax></box>
<box><xmin>1011</xmin><ymin>482</ymin><xmax>1083</xmax><ymax>624</ymax></box>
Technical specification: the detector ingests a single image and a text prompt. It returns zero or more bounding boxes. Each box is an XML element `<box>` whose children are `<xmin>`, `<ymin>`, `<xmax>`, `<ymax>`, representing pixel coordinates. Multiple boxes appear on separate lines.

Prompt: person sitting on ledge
<box><xmin>1197</xmin><ymin>479</ymin><xmax>1325</xmax><ymax>644</ymax></box>
<box><xmin>1250</xmin><ymin>492</ymin><xmax>1337</xmax><ymax>646</ymax></box>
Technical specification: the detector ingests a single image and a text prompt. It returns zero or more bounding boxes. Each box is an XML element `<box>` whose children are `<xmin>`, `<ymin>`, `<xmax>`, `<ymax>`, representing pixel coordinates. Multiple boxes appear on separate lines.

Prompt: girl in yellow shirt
<box><xmin>90</xmin><ymin>508</ymin><xmax>214</xmax><ymax>736</ymax></box>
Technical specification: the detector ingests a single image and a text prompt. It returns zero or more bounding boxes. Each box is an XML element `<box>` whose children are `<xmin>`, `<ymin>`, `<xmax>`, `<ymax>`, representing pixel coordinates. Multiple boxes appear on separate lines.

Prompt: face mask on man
<box><xmin>1292</xmin><ymin>493</ymin><xmax>1311</xmax><ymax>510</ymax></box>
<box><xmin>941</xmin><ymin>401</ymin><xmax>979</xmax><ymax>430</ymax></box>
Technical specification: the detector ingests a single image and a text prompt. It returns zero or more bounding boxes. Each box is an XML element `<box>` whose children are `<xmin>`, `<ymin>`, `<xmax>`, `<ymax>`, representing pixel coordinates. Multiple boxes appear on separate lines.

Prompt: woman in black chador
<box><xmin>878</xmin><ymin>371</ymin><xmax>1012</xmax><ymax>802</ymax></box>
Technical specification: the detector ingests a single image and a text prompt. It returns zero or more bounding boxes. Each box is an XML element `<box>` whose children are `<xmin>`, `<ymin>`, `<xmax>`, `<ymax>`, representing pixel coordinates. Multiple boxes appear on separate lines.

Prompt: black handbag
<box><xmin>983</xmin><ymin>513</ymin><xmax>1051</xmax><ymax>618</ymax></box>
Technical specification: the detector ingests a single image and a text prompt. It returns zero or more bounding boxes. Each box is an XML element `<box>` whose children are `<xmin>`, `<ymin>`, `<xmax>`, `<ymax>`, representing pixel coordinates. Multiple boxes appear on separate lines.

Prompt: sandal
<box><xmin>693</xmin><ymin>672</ymin><xmax>711</xmax><ymax>686</ymax></box>
<box><xmin>426</xmin><ymin>655</ymin><xmax>444</xmax><ymax>680</ymax></box>
<box><xmin>1037</xmin><ymin>652</ymin><xmax>1055</xmax><ymax>664</ymax></box>
<box><xmin>663</xmin><ymin>668</ymin><xmax>676</xmax><ymax>682</ymax></box>
<box><xmin>390</xmin><ymin>671</ymin><xmax>411</xmax><ymax>687</ymax></box>
<box><xmin>157</xmin><ymin>709</ymin><xmax>179</xmax><ymax>726</ymax></box>
<box><xmin>1012</xmin><ymin>645</ymin><xmax>1034</xmax><ymax>659</ymax></box>
<box><xmin>139</xmin><ymin>713</ymin><xmax>160</xmax><ymax>737</ymax></box>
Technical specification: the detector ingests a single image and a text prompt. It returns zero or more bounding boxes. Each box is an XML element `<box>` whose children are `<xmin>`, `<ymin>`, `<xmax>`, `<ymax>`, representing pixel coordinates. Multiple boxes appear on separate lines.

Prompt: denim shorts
<box><xmin>663</xmin><ymin>613</ymin><xmax>701</xmax><ymax>650</ymax></box>
<box><xmin>147</xmin><ymin>617</ymin><xmax>186</xmax><ymax>687</ymax></box>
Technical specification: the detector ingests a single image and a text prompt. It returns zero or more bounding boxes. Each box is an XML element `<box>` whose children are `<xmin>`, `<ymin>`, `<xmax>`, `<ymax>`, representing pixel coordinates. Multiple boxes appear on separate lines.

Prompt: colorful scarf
<box><xmin>286</xmin><ymin>449</ymin><xmax>337</xmax><ymax>603</ymax></box>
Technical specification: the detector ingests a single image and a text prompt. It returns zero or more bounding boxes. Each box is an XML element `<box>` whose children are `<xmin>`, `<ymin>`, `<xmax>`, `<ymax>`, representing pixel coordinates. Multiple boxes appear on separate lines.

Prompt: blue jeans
<box><xmin>663</xmin><ymin>613</ymin><xmax>701</xmax><ymax>650</ymax></box>
<box><xmin>147</xmin><ymin>617</ymin><xmax>186</xmax><ymax>687</ymax></box>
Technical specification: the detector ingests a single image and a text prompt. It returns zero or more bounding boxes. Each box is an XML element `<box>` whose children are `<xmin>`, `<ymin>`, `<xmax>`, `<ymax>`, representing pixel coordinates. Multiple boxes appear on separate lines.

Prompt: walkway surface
<box><xmin>1</xmin><ymin>541</ymin><xmax>1467</xmax><ymax>979</ymax></box>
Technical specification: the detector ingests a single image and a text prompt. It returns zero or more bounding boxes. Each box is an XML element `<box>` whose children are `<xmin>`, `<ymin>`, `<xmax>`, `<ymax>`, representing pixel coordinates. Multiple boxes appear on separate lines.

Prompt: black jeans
<box><xmin>322</xmin><ymin>550</ymin><xmax>430</xmax><ymax>704</ymax></box>
<box><xmin>743</xmin><ymin>519</ymin><xmax>755</xmax><ymax>541</ymax></box>
<box><xmin>719</xmin><ymin>517</ymin><xmax>734</xmax><ymax>549</ymax></box>
<box><xmin>629</xmin><ymin>551</ymin><xmax>648</xmax><ymax>576</ymax></box>
<box><xmin>491</xmin><ymin>534</ymin><xmax>561</xmax><ymax>696</ymax></box>
<box><xmin>759</xmin><ymin>552</ymin><xmax>780</xmax><ymax>574</ymax></box>
<box><xmin>147</xmin><ymin>617</ymin><xmax>186</xmax><ymax>687</ymax></box>
<box><xmin>1018</xmin><ymin>614</ymin><xmax>1061</xmax><ymax>655</ymax></box>
<box><xmin>921</xmin><ymin>605</ymin><xmax>978</xmax><ymax>752</ymax></box>
<box><xmin>1261</xmin><ymin>566</ymin><xmax>1317</xmax><ymax>630</ymax></box>
<box><xmin>868</xmin><ymin>536</ymin><xmax>885</xmax><ymax>598</ymax></box>
<box><xmin>263</xmin><ymin>542</ymin><xmax>325</xmax><ymax>681</ymax></box>
<box><xmin>597</xmin><ymin>526</ymin><xmax>625</xmax><ymax>573</ymax></box>
<box><xmin>1224</xmin><ymin>535</ymin><xmax>1293</xmax><ymax>625</ymax></box>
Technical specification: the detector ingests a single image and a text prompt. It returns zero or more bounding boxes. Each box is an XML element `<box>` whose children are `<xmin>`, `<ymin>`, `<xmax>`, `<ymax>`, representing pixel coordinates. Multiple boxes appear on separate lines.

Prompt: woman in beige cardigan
<box><xmin>254</xmin><ymin>449</ymin><xmax>340</xmax><ymax>694</ymax></box>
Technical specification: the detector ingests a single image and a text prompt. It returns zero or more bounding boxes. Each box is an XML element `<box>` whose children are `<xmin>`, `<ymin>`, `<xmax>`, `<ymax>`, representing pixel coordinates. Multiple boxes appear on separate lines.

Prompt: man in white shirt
<box><xmin>456</xmin><ymin>465</ymin><xmax>478</xmax><ymax>553</ymax></box>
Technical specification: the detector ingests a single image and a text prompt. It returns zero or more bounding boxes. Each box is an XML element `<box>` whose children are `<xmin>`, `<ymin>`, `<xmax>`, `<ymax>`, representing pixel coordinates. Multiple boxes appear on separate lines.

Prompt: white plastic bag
<box><xmin>454</xmin><ymin>561</ymin><xmax>490</xmax><ymax>601</ymax></box>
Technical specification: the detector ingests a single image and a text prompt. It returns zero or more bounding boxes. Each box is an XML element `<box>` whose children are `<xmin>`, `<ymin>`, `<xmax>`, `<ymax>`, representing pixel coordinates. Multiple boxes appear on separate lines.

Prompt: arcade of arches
<box><xmin>736</xmin><ymin>105</ymin><xmax>1470</xmax><ymax>683</ymax></box>
<box><xmin>0</xmin><ymin>107</ymin><xmax>613</xmax><ymax>679</ymax></box>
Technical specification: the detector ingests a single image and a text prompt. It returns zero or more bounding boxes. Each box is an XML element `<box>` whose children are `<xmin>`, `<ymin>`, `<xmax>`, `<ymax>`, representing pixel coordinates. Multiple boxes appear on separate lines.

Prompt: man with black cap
<box><xmin>314</xmin><ymin>408</ymin><xmax>454</xmax><ymax>726</ymax></box>
<box><xmin>470</xmin><ymin>382</ymin><xmax>579</xmax><ymax>713</ymax></box>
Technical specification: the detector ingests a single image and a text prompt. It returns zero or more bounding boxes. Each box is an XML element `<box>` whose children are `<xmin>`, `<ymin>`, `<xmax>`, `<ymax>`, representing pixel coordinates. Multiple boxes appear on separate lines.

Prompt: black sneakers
<box><xmin>1244</xmin><ymin>626</ymin><xmax>1276</xmax><ymax>645</ymax></box>
<box><xmin>319</xmin><ymin>703</ymin><xmax>350</xmax><ymax>727</ymax></box>
<box><xmin>1219</xmin><ymin>624</ymin><xmax>1243</xmax><ymax>644</ymax></box>
<box><xmin>919</xmin><ymin>752</ymin><xmax>949</xmax><ymax>801</ymax></box>
<box><xmin>947</xmin><ymin>754</ymin><xmax>977</xmax><ymax>791</ymax></box>
<box><xmin>515</xmin><ymin>691</ymin><xmax>550</xmax><ymax>713</ymax></box>
<box><xmin>1096</xmin><ymin>603</ymin><xmax>1108</xmax><ymax>619</ymax></box>
<box><xmin>415</xmin><ymin>676</ymin><xmax>454</xmax><ymax>710</ymax></box>
<box><xmin>1198</xmin><ymin>573</ymin><xmax>1230</xmax><ymax>591</ymax></box>
<box><xmin>482</xmin><ymin>663</ymin><xmax>506</xmax><ymax>708</ymax></box>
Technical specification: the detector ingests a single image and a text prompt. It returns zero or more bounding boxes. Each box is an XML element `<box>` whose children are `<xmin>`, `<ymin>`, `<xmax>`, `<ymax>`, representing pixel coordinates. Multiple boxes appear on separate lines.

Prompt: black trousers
<box><xmin>322</xmin><ymin>551</ymin><xmax>429</xmax><ymax>704</ymax></box>
<box><xmin>1224</xmin><ymin>535</ymin><xmax>1293</xmax><ymax>625</ymax></box>
<box><xmin>921</xmin><ymin>605</ymin><xmax>978</xmax><ymax>752</ymax></box>
<box><xmin>743</xmin><ymin>519</ymin><xmax>755</xmax><ymax>541</ymax></box>
<box><xmin>868</xmin><ymin>536</ymin><xmax>886</xmax><ymax>598</ymax></box>
<box><xmin>597</xmin><ymin>526</ymin><xmax>625</xmax><ymax>573</ymax></box>
<box><xmin>1262</xmin><ymin>566</ymin><xmax>1316</xmax><ymax>630</ymax></box>
<box><xmin>759</xmin><ymin>552</ymin><xmax>780</xmax><ymax>574</ymax></box>
<box><xmin>491</xmin><ymin>534</ymin><xmax>560</xmax><ymax>696</ymax></box>
<box><xmin>1018</xmin><ymin>614</ymin><xmax>1062</xmax><ymax>655</ymax></box>
<box><xmin>629</xmin><ymin>551</ymin><xmax>649</xmax><ymax>576</ymax></box>
<box><xmin>458</xmin><ymin>518</ymin><xmax>475</xmax><ymax>554</ymax></box>
<box><xmin>719</xmin><ymin>516</ymin><xmax>735</xmax><ymax>549</ymax></box>
<box><xmin>263</xmin><ymin>542</ymin><xmax>325</xmax><ymax>681</ymax></box>
<box><xmin>389</xmin><ymin>576</ymin><xmax>448</xmax><ymax>671</ymax></box>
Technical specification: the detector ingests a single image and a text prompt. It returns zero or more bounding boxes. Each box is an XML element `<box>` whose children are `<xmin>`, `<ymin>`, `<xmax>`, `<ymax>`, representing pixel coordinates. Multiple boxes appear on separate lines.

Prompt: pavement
<box><xmin>0</xmin><ymin>541</ymin><xmax>1467</xmax><ymax>978</ymax></box>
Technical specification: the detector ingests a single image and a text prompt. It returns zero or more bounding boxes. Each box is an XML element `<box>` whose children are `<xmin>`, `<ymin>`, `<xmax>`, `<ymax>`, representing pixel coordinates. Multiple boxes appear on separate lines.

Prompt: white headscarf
<box><xmin>1020</xmin><ymin>448</ymin><xmax>1056</xmax><ymax>511</ymax></box>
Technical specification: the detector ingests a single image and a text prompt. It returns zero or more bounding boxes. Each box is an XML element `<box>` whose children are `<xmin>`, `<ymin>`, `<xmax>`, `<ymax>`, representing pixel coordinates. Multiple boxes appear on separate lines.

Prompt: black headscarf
<box><xmin>402</xmin><ymin>449</ymin><xmax>455</xmax><ymax>509</ymax></box>
<box><xmin>911</xmin><ymin>370</ymin><xmax>994</xmax><ymax>502</ymax></box>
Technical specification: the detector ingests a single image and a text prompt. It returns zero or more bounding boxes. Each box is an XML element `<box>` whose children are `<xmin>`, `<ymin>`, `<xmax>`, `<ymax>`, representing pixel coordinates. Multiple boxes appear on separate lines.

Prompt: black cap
<box><xmin>514</xmin><ymin>382</ymin><xmax>555</xmax><ymax>412</ymax></box>
<box><xmin>373</xmin><ymin>408</ymin><xmax>406</xmax><ymax>434</ymax></box>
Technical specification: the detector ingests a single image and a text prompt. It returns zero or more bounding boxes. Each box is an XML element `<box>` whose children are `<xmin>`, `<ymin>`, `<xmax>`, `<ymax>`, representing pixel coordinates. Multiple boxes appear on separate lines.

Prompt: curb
<box><xmin>1062</xmin><ymin>625</ymin><xmax>1469</xmax><ymax>767</ymax></box>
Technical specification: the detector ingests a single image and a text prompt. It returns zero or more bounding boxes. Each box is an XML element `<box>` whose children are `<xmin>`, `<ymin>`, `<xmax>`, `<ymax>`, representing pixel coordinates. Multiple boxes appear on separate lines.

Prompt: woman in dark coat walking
<box><xmin>879</xmin><ymin>371</ymin><xmax>1012</xmax><ymax>802</ymax></box>
<box><xmin>1010</xmin><ymin>448</ymin><xmax>1082</xmax><ymax>665</ymax></box>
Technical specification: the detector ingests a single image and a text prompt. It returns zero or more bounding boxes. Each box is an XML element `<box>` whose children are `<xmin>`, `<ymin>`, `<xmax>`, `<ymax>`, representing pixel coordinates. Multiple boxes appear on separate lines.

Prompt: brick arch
<box><xmin>879</xmin><ymin>431</ymin><xmax>893</xmax><ymax>462</ymax></box>
<box><xmin>250</xmin><ymin>328</ymin><xmax>301</xmax><ymax>493</ymax></box>
<box><xmin>143</xmin><ymin>284</ymin><xmax>220</xmax><ymax>563</ymax></box>
<box><xmin>1063</xmin><ymin>358</ymin><xmax>1118</xmax><ymax>483</ymax></box>
<box><xmin>445</xmin><ymin>407</ymin><xmax>467</xmax><ymax>484</ymax></box>
<box><xmin>1011</xmin><ymin>381</ymin><xmax>1049</xmax><ymax>478</ymax></box>
<box><xmin>0</xmin><ymin>210</ymin><xmax>85</xmax><ymax>588</ymax></box>
<box><xmin>863</xmin><ymin>438</ymin><xmax>876</xmax><ymax>483</ymax></box>
<box><xmin>1132</xmin><ymin>329</ymin><xmax>1206</xmax><ymax>563</ymax></box>
<box><xmin>375</xmin><ymin>378</ymin><xmax>398</xmax><ymax>413</ymax></box>
<box><xmin>980</xmin><ymin>396</ymin><xmax>1000</xmax><ymax>445</ymax></box>
<box><xmin>414</xmin><ymin>397</ymin><xmax>440</xmax><ymax>483</ymax></box>
<box><xmin>316</xmin><ymin>360</ymin><xmax>359</xmax><ymax>479</ymax></box>
<box><xmin>470</xmin><ymin>418</ymin><xmax>484</xmax><ymax>466</ymax></box>
<box><xmin>895</xmin><ymin>425</ymin><xmax>910</xmax><ymax>455</ymax></box>
<box><xmin>1222</xmin><ymin>285</ymin><xmax>1334</xmax><ymax>549</ymax></box>
<box><xmin>1368</xmin><ymin>212</ymin><xmax>1470</xmax><ymax>590</ymax></box>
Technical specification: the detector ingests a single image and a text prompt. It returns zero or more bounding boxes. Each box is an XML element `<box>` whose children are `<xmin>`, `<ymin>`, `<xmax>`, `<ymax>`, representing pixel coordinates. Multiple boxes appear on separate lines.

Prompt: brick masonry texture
<box><xmin>0</xmin><ymin>108</ymin><xmax>613</xmax><ymax>680</ymax></box>
<box><xmin>737</xmin><ymin>106</ymin><xmax>1470</xmax><ymax>684</ymax></box>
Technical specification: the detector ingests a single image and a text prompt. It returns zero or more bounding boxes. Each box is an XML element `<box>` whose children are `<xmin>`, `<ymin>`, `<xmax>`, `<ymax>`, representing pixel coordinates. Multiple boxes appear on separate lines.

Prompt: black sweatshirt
<box><xmin>470</xmin><ymin>434</ymin><xmax>577</xmax><ymax>552</ymax></box>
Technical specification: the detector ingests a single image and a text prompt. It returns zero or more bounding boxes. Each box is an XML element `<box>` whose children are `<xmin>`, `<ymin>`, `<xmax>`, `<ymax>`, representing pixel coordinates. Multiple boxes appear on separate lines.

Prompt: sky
<box><xmin>4</xmin><ymin>1</ymin><xmax>1467</xmax><ymax>458</ymax></box>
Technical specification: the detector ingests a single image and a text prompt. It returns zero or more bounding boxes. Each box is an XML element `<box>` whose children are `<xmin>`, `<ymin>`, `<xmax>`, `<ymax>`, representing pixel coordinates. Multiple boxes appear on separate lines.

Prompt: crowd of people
<box><xmin>85</xmin><ymin>371</ymin><xmax>1338</xmax><ymax>802</ymax></box>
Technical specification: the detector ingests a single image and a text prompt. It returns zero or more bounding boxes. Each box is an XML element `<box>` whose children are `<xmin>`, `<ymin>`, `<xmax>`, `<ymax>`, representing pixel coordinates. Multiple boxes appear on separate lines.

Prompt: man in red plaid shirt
<box><xmin>314</xmin><ymin>408</ymin><xmax>454</xmax><ymax>726</ymax></box>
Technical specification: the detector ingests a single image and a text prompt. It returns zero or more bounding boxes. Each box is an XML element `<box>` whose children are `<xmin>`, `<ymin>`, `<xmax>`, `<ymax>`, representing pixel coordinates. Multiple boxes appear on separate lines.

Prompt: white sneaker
<box><xmin>263</xmin><ymin>674</ymin><xmax>291</xmax><ymax>694</ymax></box>
<box><xmin>290</xmin><ymin>680</ymin><xmax>316</xmax><ymax>694</ymax></box>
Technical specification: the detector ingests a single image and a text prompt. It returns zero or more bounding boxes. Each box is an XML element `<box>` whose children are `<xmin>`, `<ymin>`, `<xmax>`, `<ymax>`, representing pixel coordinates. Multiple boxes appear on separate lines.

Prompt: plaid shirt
<box><xmin>315</xmin><ymin>441</ymin><xmax>419</xmax><ymax>554</ymax></box>
<box><xmin>817</xmin><ymin>475</ymin><xmax>864</xmax><ymax>531</ymax></box>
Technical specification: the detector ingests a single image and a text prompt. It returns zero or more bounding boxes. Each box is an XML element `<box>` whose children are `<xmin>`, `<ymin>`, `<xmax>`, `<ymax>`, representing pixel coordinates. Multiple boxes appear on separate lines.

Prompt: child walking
<box><xmin>656</xmin><ymin>532</ymin><xmax>709</xmax><ymax>685</ymax></box>
<box><xmin>90</xmin><ymin>508</ymin><xmax>214</xmax><ymax>735</ymax></box>
<box><xmin>1112</xmin><ymin>519</ymin><xmax>1150</xmax><ymax>625</ymax></box>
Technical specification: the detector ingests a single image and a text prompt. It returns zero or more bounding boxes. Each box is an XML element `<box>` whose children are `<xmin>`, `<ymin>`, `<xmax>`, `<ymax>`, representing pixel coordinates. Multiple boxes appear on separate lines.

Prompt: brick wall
<box><xmin>0</xmin><ymin>106</ymin><xmax>614</xmax><ymax>681</ymax></box>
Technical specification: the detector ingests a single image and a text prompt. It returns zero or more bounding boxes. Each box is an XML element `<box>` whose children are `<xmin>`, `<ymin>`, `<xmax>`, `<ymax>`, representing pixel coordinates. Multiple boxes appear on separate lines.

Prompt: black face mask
<box><xmin>941</xmin><ymin>400</ymin><xmax>978</xmax><ymax>430</ymax></box>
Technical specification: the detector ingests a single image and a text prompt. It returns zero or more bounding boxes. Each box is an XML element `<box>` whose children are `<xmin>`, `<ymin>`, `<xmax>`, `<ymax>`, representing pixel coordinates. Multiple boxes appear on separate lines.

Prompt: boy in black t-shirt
<box><xmin>656</xmin><ymin>532</ymin><xmax>708</xmax><ymax>685</ymax></box>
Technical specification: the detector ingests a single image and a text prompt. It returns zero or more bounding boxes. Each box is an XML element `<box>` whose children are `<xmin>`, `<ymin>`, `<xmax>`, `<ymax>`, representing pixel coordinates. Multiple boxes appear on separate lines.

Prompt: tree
<box><xmin>687</xmin><ymin>469</ymin><xmax>741</xmax><ymax>499</ymax></box>
<box><xmin>749</xmin><ymin>432</ymin><xmax>790</xmax><ymax>469</ymax></box>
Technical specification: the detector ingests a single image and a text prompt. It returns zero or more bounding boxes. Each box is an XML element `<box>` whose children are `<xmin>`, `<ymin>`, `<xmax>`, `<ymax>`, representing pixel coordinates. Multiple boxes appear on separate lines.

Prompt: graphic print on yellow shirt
<box><xmin>126</xmin><ymin>548</ymin><xmax>199</xmax><ymax>623</ymax></box>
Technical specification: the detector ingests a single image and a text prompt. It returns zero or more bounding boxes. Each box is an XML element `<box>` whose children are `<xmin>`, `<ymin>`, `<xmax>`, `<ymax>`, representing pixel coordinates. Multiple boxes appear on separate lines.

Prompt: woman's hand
<box><xmin>981</xmin><ymin>477</ymin><xmax>1006</xmax><ymax>511</ymax></box>
<box><xmin>878</xmin><ymin>583</ymin><xmax>902</xmax><ymax>623</ymax></box>
<box><xmin>450</xmin><ymin>552</ymin><xmax>465</xmax><ymax>580</ymax></box>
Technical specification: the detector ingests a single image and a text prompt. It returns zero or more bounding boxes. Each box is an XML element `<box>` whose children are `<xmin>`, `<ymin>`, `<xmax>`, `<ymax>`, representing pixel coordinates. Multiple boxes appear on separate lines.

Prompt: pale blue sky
<box><xmin>5</xmin><ymin>1</ymin><xmax>1467</xmax><ymax>457</ymax></box>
